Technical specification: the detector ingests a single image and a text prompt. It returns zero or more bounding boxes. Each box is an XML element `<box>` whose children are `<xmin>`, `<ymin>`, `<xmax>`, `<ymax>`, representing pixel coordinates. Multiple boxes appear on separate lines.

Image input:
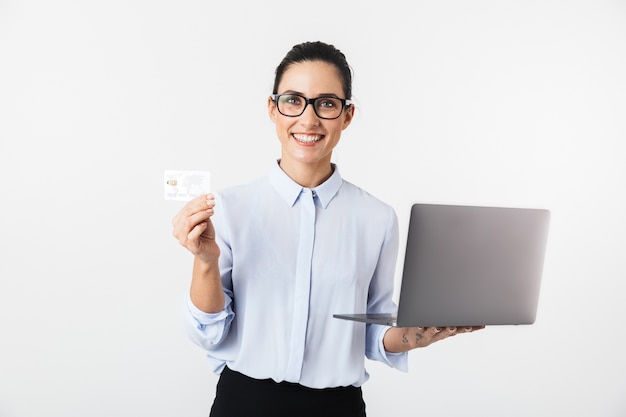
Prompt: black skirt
<box><xmin>209</xmin><ymin>367</ymin><xmax>367</xmax><ymax>417</ymax></box>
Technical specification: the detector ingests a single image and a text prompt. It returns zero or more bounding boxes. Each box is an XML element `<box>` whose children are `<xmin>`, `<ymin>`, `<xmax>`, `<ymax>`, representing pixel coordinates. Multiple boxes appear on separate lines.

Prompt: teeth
<box><xmin>293</xmin><ymin>133</ymin><xmax>322</xmax><ymax>143</ymax></box>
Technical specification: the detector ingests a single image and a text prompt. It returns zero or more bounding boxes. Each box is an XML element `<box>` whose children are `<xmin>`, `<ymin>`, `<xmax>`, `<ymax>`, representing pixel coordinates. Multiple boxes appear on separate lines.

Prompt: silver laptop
<box><xmin>333</xmin><ymin>203</ymin><xmax>551</xmax><ymax>327</ymax></box>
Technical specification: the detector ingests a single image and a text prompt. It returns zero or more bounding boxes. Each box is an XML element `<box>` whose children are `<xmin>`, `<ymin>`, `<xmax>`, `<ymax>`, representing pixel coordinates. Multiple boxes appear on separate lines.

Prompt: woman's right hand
<box><xmin>172</xmin><ymin>193</ymin><xmax>220</xmax><ymax>263</ymax></box>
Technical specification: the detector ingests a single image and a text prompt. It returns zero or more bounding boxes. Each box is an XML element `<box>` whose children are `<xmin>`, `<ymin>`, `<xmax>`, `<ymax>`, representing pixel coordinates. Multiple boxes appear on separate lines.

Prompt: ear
<box><xmin>341</xmin><ymin>104</ymin><xmax>355</xmax><ymax>130</ymax></box>
<box><xmin>268</xmin><ymin>96</ymin><xmax>278</xmax><ymax>123</ymax></box>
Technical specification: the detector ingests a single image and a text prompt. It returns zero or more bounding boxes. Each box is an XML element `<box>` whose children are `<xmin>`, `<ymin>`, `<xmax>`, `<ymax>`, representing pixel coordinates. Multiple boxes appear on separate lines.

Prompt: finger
<box><xmin>427</xmin><ymin>327</ymin><xmax>442</xmax><ymax>336</ymax></box>
<box><xmin>174</xmin><ymin>210</ymin><xmax>212</xmax><ymax>243</ymax></box>
<box><xmin>431</xmin><ymin>327</ymin><xmax>458</xmax><ymax>342</ymax></box>
<box><xmin>189</xmin><ymin>193</ymin><xmax>216</xmax><ymax>214</ymax></box>
<box><xmin>445</xmin><ymin>326</ymin><xmax>457</xmax><ymax>335</ymax></box>
<box><xmin>457</xmin><ymin>325</ymin><xmax>485</xmax><ymax>333</ymax></box>
<box><xmin>173</xmin><ymin>196</ymin><xmax>211</xmax><ymax>226</ymax></box>
<box><xmin>187</xmin><ymin>221</ymin><xmax>209</xmax><ymax>245</ymax></box>
<box><xmin>205</xmin><ymin>193</ymin><xmax>215</xmax><ymax>207</ymax></box>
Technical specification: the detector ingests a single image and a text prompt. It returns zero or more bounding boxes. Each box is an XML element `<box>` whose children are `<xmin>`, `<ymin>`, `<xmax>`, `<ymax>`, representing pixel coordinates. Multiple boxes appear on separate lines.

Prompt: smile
<box><xmin>292</xmin><ymin>133</ymin><xmax>323</xmax><ymax>143</ymax></box>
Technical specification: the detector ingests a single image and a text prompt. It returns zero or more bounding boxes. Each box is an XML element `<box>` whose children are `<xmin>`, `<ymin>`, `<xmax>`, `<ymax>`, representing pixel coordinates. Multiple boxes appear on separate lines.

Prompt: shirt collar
<box><xmin>269</xmin><ymin>160</ymin><xmax>342</xmax><ymax>209</ymax></box>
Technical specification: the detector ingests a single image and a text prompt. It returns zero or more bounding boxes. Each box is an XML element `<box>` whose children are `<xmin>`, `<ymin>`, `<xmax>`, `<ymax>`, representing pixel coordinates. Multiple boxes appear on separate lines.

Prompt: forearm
<box><xmin>189</xmin><ymin>257</ymin><xmax>225</xmax><ymax>313</ymax></box>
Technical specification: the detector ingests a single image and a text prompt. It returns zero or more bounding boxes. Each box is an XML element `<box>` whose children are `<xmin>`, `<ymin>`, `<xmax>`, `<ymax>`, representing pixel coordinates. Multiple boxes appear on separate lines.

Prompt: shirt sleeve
<box><xmin>183</xmin><ymin>291</ymin><xmax>235</xmax><ymax>350</ymax></box>
<box><xmin>364</xmin><ymin>205</ymin><xmax>409</xmax><ymax>371</ymax></box>
<box><xmin>182</xmin><ymin>191</ymin><xmax>235</xmax><ymax>351</ymax></box>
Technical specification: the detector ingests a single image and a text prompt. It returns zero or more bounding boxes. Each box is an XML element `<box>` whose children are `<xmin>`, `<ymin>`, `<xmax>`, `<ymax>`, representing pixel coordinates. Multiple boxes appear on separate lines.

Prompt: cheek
<box><xmin>326</xmin><ymin>122</ymin><xmax>344</xmax><ymax>137</ymax></box>
<box><xmin>274</xmin><ymin>116</ymin><xmax>296</xmax><ymax>135</ymax></box>
<box><xmin>275</xmin><ymin>120</ymin><xmax>293</xmax><ymax>139</ymax></box>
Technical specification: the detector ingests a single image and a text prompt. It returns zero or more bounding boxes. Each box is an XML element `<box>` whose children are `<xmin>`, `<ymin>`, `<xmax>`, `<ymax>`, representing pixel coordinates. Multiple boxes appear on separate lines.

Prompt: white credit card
<box><xmin>164</xmin><ymin>170</ymin><xmax>211</xmax><ymax>201</ymax></box>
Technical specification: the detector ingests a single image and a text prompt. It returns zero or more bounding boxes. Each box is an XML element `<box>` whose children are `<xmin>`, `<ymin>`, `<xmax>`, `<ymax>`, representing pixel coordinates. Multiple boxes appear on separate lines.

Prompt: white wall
<box><xmin>1</xmin><ymin>1</ymin><xmax>625</xmax><ymax>416</ymax></box>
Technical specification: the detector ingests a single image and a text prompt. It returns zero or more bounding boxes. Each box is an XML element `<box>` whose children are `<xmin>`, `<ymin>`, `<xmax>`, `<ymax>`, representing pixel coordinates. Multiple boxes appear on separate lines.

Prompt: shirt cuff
<box><xmin>186</xmin><ymin>293</ymin><xmax>232</xmax><ymax>326</ymax></box>
<box><xmin>377</xmin><ymin>325</ymin><xmax>409</xmax><ymax>372</ymax></box>
<box><xmin>185</xmin><ymin>293</ymin><xmax>234</xmax><ymax>347</ymax></box>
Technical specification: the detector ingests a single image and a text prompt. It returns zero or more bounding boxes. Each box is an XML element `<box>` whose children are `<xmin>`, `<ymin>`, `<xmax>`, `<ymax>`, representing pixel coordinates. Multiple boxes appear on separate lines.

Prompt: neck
<box><xmin>278</xmin><ymin>159</ymin><xmax>334</xmax><ymax>188</ymax></box>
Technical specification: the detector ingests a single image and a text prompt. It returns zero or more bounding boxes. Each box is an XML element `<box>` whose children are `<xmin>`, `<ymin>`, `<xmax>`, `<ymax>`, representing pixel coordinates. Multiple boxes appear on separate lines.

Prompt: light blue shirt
<box><xmin>184</xmin><ymin>162</ymin><xmax>408</xmax><ymax>389</ymax></box>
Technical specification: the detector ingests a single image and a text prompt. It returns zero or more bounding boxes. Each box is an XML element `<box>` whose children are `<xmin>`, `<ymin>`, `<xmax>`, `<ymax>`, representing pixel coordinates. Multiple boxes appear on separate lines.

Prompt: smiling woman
<box><xmin>171</xmin><ymin>41</ymin><xmax>481</xmax><ymax>417</ymax></box>
<box><xmin>268</xmin><ymin>58</ymin><xmax>354</xmax><ymax>187</ymax></box>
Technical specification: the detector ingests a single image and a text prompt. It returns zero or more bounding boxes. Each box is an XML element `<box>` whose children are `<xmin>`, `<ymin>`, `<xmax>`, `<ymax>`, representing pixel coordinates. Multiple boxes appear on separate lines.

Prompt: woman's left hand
<box><xmin>384</xmin><ymin>325</ymin><xmax>485</xmax><ymax>352</ymax></box>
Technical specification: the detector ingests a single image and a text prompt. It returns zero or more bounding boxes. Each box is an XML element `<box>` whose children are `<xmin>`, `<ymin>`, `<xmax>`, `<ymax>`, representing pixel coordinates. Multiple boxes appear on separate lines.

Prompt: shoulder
<box><xmin>340</xmin><ymin>179</ymin><xmax>394</xmax><ymax>210</ymax></box>
<box><xmin>336</xmin><ymin>179</ymin><xmax>397</xmax><ymax>221</ymax></box>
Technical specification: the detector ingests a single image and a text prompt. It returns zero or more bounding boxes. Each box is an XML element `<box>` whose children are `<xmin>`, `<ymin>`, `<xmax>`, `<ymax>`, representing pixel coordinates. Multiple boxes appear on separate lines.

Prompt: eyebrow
<box><xmin>279</xmin><ymin>90</ymin><xmax>342</xmax><ymax>99</ymax></box>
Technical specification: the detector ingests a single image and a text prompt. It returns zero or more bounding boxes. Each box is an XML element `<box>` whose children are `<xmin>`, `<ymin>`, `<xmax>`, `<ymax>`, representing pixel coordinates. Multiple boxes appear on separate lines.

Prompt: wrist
<box><xmin>383</xmin><ymin>327</ymin><xmax>412</xmax><ymax>353</ymax></box>
<box><xmin>193</xmin><ymin>256</ymin><xmax>219</xmax><ymax>272</ymax></box>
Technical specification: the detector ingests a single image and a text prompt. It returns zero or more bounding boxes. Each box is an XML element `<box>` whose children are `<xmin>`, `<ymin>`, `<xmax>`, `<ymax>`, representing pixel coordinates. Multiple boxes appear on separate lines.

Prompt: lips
<box><xmin>292</xmin><ymin>133</ymin><xmax>323</xmax><ymax>143</ymax></box>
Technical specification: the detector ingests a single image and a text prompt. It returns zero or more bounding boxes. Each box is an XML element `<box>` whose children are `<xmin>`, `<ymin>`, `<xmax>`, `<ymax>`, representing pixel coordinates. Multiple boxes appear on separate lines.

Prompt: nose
<box><xmin>299</xmin><ymin>103</ymin><xmax>321</xmax><ymax>126</ymax></box>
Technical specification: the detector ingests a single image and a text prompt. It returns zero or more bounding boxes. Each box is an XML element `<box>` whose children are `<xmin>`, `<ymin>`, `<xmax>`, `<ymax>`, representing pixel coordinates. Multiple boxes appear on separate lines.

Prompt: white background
<box><xmin>1</xmin><ymin>1</ymin><xmax>625</xmax><ymax>416</ymax></box>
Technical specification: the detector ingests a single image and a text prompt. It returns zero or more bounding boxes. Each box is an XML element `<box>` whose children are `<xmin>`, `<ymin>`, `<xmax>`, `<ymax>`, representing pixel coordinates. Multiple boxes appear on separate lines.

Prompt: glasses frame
<box><xmin>270</xmin><ymin>93</ymin><xmax>353</xmax><ymax>120</ymax></box>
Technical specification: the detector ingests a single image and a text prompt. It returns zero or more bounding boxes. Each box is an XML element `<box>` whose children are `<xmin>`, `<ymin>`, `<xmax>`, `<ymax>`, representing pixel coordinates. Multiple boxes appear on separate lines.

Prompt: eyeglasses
<box><xmin>271</xmin><ymin>93</ymin><xmax>352</xmax><ymax>120</ymax></box>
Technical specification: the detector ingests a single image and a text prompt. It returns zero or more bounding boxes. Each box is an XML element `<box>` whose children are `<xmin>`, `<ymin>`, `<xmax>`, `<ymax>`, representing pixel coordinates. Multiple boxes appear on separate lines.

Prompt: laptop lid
<box><xmin>334</xmin><ymin>203</ymin><xmax>550</xmax><ymax>328</ymax></box>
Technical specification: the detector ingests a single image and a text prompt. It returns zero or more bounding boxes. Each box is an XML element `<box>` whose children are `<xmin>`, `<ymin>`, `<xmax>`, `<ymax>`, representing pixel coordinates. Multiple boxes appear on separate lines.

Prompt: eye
<box><xmin>281</xmin><ymin>94</ymin><xmax>302</xmax><ymax>105</ymax></box>
<box><xmin>318</xmin><ymin>98</ymin><xmax>339</xmax><ymax>108</ymax></box>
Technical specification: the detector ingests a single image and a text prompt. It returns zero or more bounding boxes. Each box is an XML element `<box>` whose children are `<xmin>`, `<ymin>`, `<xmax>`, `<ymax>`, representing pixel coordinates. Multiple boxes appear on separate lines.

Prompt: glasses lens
<box><xmin>277</xmin><ymin>94</ymin><xmax>304</xmax><ymax>117</ymax></box>
<box><xmin>314</xmin><ymin>98</ymin><xmax>342</xmax><ymax>119</ymax></box>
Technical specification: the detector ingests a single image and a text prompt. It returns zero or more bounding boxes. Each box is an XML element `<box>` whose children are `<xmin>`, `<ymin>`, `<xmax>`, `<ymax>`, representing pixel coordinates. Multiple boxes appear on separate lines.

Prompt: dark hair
<box><xmin>272</xmin><ymin>41</ymin><xmax>353</xmax><ymax>100</ymax></box>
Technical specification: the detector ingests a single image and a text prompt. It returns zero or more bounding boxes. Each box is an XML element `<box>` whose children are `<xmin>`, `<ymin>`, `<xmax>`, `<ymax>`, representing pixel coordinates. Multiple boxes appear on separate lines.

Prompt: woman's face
<box><xmin>268</xmin><ymin>60</ymin><xmax>354</xmax><ymax>170</ymax></box>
